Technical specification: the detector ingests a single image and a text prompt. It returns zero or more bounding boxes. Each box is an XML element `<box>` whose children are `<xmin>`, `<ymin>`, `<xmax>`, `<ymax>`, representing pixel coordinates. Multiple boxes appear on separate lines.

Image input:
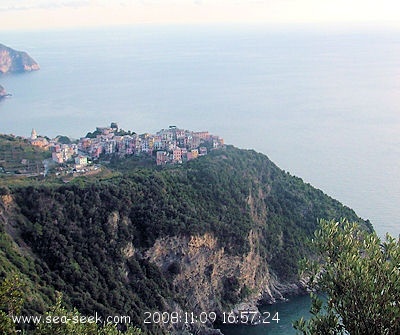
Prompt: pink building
<box><xmin>156</xmin><ymin>151</ymin><xmax>168</xmax><ymax>166</ymax></box>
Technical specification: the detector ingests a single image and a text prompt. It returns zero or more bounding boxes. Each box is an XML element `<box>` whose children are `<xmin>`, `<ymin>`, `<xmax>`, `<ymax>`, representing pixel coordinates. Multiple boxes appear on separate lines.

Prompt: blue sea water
<box><xmin>218</xmin><ymin>295</ymin><xmax>312</xmax><ymax>335</ymax></box>
<box><xmin>1</xmin><ymin>24</ymin><xmax>400</xmax><ymax>334</ymax></box>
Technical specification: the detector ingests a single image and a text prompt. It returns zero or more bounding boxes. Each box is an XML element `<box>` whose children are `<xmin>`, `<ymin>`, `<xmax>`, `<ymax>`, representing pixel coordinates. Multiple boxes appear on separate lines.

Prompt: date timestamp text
<box><xmin>222</xmin><ymin>311</ymin><xmax>280</xmax><ymax>324</ymax></box>
<box><xmin>143</xmin><ymin>311</ymin><xmax>280</xmax><ymax>325</ymax></box>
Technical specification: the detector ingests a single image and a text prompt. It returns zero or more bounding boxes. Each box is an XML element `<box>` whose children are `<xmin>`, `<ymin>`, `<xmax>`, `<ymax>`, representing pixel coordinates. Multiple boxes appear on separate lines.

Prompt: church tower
<box><xmin>31</xmin><ymin>128</ymin><xmax>37</xmax><ymax>140</ymax></box>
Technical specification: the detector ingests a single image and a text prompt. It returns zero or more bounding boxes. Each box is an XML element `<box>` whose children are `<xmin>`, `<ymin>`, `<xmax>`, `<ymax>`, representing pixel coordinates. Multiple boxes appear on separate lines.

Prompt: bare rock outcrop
<box><xmin>145</xmin><ymin>229</ymin><xmax>306</xmax><ymax>333</ymax></box>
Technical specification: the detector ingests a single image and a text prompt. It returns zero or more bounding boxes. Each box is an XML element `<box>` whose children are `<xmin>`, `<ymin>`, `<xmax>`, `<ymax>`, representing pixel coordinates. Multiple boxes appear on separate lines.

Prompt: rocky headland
<box><xmin>0</xmin><ymin>145</ymin><xmax>372</xmax><ymax>335</ymax></box>
<box><xmin>0</xmin><ymin>84</ymin><xmax>7</xmax><ymax>98</ymax></box>
<box><xmin>0</xmin><ymin>43</ymin><xmax>40</xmax><ymax>74</ymax></box>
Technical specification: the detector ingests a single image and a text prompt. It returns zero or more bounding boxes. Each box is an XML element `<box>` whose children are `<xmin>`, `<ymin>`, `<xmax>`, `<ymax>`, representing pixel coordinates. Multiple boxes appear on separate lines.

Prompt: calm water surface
<box><xmin>218</xmin><ymin>295</ymin><xmax>312</xmax><ymax>335</ymax></box>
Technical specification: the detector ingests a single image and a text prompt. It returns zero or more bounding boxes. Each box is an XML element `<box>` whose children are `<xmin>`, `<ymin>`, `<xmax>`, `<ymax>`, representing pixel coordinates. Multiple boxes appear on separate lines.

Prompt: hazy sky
<box><xmin>1</xmin><ymin>0</ymin><xmax>399</xmax><ymax>30</ymax></box>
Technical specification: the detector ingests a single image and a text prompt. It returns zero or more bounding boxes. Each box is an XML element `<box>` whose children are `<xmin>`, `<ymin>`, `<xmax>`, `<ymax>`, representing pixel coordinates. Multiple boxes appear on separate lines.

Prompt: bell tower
<box><xmin>31</xmin><ymin>128</ymin><xmax>37</xmax><ymax>140</ymax></box>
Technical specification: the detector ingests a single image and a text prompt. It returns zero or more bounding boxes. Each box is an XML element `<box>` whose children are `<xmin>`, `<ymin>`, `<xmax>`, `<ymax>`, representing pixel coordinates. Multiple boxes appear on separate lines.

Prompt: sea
<box><xmin>1</xmin><ymin>24</ymin><xmax>400</xmax><ymax>334</ymax></box>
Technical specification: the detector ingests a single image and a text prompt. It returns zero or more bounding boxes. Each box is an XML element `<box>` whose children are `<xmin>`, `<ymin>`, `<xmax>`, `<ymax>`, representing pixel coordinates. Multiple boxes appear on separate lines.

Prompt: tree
<box><xmin>294</xmin><ymin>219</ymin><xmax>400</xmax><ymax>335</ymax></box>
<box><xmin>0</xmin><ymin>275</ymin><xmax>142</xmax><ymax>335</ymax></box>
<box><xmin>0</xmin><ymin>274</ymin><xmax>24</xmax><ymax>334</ymax></box>
<box><xmin>35</xmin><ymin>293</ymin><xmax>143</xmax><ymax>335</ymax></box>
<box><xmin>56</xmin><ymin>136</ymin><xmax>71</xmax><ymax>145</ymax></box>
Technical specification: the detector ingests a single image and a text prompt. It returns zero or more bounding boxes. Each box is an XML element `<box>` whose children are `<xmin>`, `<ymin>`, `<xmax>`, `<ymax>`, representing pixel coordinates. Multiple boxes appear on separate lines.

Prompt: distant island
<box><xmin>0</xmin><ymin>43</ymin><xmax>40</xmax><ymax>99</ymax></box>
<box><xmin>0</xmin><ymin>43</ymin><xmax>40</xmax><ymax>74</ymax></box>
<box><xmin>0</xmin><ymin>84</ymin><xmax>8</xmax><ymax>98</ymax></box>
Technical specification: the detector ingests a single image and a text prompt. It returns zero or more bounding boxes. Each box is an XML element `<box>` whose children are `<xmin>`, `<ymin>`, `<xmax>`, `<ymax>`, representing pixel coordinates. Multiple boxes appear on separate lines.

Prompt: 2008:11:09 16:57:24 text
<box><xmin>143</xmin><ymin>311</ymin><xmax>280</xmax><ymax>325</ymax></box>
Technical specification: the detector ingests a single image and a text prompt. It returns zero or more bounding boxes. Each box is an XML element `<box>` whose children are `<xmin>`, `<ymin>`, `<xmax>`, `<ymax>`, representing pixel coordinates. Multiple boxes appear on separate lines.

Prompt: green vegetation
<box><xmin>0</xmin><ymin>274</ymin><xmax>24</xmax><ymax>334</ymax></box>
<box><xmin>294</xmin><ymin>219</ymin><xmax>400</xmax><ymax>334</ymax></box>
<box><xmin>0</xmin><ymin>275</ymin><xmax>142</xmax><ymax>334</ymax></box>
<box><xmin>107</xmin><ymin>154</ymin><xmax>156</xmax><ymax>171</ymax></box>
<box><xmin>55</xmin><ymin>136</ymin><xmax>72</xmax><ymax>145</ymax></box>
<box><xmin>85</xmin><ymin>126</ymin><xmax>136</xmax><ymax>139</ymax></box>
<box><xmin>85</xmin><ymin>130</ymin><xmax>102</xmax><ymax>139</ymax></box>
<box><xmin>0</xmin><ymin>135</ymin><xmax>50</xmax><ymax>174</ymax></box>
<box><xmin>0</xmin><ymin>146</ymin><xmax>371</xmax><ymax>334</ymax></box>
<box><xmin>35</xmin><ymin>293</ymin><xmax>142</xmax><ymax>335</ymax></box>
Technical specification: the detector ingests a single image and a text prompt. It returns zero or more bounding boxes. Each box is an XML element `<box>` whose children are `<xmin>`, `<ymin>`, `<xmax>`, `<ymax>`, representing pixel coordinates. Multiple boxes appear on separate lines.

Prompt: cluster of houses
<box><xmin>30</xmin><ymin>128</ymin><xmax>82</xmax><ymax>167</ymax></box>
<box><xmin>29</xmin><ymin>124</ymin><xmax>224</xmax><ymax>168</ymax></box>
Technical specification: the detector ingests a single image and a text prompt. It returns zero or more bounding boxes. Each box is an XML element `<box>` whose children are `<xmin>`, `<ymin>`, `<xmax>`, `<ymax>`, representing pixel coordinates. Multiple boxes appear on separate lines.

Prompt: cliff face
<box><xmin>0</xmin><ymin>43</ymin><xmax>40</xmax><ymax>74</ymax></box>
<box><xmin>146</xmin><ymin>230</ymin><xmax>303</xmax><ymax>316</ymax></box>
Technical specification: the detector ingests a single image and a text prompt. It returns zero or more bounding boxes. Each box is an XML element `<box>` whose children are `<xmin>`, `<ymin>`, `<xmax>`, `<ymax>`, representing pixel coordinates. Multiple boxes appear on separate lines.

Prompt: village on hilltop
<box><xmin>29</xmin><ymin>124</ymin><xmax>224</xmax><ymax>171</ymax></box>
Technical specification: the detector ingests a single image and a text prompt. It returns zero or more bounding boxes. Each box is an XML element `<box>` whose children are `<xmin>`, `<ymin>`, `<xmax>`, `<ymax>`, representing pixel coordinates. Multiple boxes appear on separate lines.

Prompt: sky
<box><xmin>0</xmin><ymin>0</ymin><xmax>399</xmax><ymax>30</ymax></box>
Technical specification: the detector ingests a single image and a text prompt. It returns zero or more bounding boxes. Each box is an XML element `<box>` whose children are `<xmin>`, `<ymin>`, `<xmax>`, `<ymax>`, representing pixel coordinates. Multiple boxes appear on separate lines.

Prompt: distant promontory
<box><xmin>0</xmin><ymin>84</ymin><xmax>10</xmax><ymax>99</ymax></box>
<box><xmin>0</xmin><ymin>43</ymin><xmax>40</xmax><ymax>74</ymax></box>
